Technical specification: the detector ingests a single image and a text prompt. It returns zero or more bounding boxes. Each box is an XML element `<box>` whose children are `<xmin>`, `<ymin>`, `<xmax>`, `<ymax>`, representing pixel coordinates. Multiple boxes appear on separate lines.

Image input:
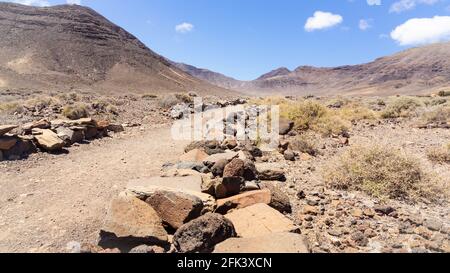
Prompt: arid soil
<box><xmin>0</xmin><ymin>124</ymin><xmax>188</xmax><ymax>253</ymax></box>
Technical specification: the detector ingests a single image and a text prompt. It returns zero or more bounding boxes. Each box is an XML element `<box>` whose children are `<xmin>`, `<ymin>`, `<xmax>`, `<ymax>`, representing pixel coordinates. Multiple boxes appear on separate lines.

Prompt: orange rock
<box><xmin>215</xmin><ymin>189</ymin><xmax>271</xmax><ymax>214</ymax></box>
<box><xmin>179</xmin><ymin>149</ymin><xmax>209</xmax><ymax>162</ymax></box>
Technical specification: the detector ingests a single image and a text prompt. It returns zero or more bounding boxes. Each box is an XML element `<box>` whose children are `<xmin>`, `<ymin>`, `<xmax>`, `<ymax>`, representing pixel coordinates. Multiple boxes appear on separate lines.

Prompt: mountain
<box><xmin>0</xmin><ymin>3</ymin><xmax>232</xmax><ymax>96</ymax></box>
<box><xmin>176</xmin><ymin>43</ymin><xmax>450</xmax><ymax>96</ymax></box>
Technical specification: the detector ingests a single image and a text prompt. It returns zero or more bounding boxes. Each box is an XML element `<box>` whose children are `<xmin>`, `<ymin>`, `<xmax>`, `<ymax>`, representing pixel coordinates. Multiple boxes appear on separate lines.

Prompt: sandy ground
<box><xmin>0</xmin><ymin>125</ymin><xmax>189</xmax><ymax>253</ymax></box>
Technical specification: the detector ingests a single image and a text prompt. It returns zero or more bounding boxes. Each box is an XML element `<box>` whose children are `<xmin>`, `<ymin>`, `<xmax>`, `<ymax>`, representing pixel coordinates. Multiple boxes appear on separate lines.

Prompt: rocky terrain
<box><xmin>175</xmin><ymin>42</ymin><xmax>450</xmax><ymax>96</ymax></box>
<box><xmin>3</xmin><ymin>93</ymin><xmax>448</xmax><ymax>253</ymax></box>
<box><xmin>0</xmin><ymin>3</ymin><xmax>233</xmax><ymax>96</ymax></box>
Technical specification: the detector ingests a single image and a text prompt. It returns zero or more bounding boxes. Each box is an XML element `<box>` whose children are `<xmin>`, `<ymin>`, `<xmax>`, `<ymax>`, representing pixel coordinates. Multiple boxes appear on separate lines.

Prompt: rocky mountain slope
<box><xmin>0</xmin><ymin>3</ymin><xmax>231</xmax><ymax>96</ymax></box>
<box><xmin>176</xmin><ymin>43</ymin><xmax>450</xmax><ymax>96</ymax></box>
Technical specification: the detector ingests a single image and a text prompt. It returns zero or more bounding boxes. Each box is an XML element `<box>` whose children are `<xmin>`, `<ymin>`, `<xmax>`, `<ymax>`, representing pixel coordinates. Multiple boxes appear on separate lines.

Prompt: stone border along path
<box><xmin>0</xmin><ymin>118</ymin><xmax>124</xmax><ymax>162</ymax></box>
<box><xmin>91</xmin><ymin>106</ymin><xmax>309</xmax><ymax>253</ymax></box>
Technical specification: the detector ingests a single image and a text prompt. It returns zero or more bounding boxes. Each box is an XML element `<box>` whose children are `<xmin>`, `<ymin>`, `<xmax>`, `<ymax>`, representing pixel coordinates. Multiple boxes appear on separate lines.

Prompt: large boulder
<box><xmin>225</xmin><ymin>203</ymin><xmax>298</xmax><ymax>238</ymax></box>
<box><xmin>215</xmin><ymin>189</ymin><xmax>271</xmax><ymax>214</ymax></box>
<box><xmin>56</xmin><ymin>127</ymin><xmax>84</xmax><ymax>145</ymax></box>
<box><xmin>2</xmin><ymin>138</ymin><xmax>37</xmax><ymax>160</ymax></box>
<box><xmin>0</xmin><ymin>136</ymin><xmax>17</xmax><ymax>150</ymax></box>
<box><xmin>173</xmin><ymin>213</ymin><xmax>236</xmax><ymax>253</ymax></box>
<box><xmin>33</xmin><ymin>129</ymin><xmax>65</xmax><ymax>151</ymax></box>
<box><xmin>203</xmin><ymin>152</ymin><xmax>238</xmax><ymax>167</ymax></box>
<box><xmin>179</xmin><ymin>149</ymin><xmax>209</xmax><ymax>163</ymax></box>
<box><xmin>211</xmin><ymin>159</ymin><xmax>228</xmax><ymax>177</ymax></box>
<box><xmin>215</xmin><ymin>177</ymin><xmax>243</xmax><ymax>199</ymax></box>
<box><xmin>214</xmin><ymin>233</ymin><xmax>310</xmax><ymax>253</ymax></box>
<box><xmin>127</xmin><ymin>177</ymin><xmax>216</xmax><ymax>213</ymax></box>
<box><xmin>99</xmin><ymin>192</ymin><xmax>168</xmax><ymax>252</ymax></box>
<box><xmin>257</xmin><ymin>166</ymin><xmax>287</xmax><ymax>182</ymax></box>
<box><xmin>260</xmin><ymin>182</ymin><xmax>292</xmax><ymax>213</ymax></box>
<box><xmin>223</xmin><ymin>158</ymin><xmax>245</xmax><ymax>178</ymax></box>
<box><xmin>144</xmin><ymin>190</ymin><xmax>204</xmax><ymax>230</ymax></box>
<box><xmin>0</xmin><ymin>125</ymin><xmax>17</xmax><ymax>136</ymax></box>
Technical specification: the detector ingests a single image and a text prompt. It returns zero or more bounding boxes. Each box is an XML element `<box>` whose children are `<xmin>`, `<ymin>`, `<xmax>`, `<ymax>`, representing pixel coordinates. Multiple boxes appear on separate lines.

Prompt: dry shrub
<box><xmin>381</xmin><ymin>97</ymin><xmax>422</xmax><ymax>118</ymax></box>
<box><xmin>175</xmin><ymin>93</ymin><xmax>193</xmax><ymax>104</ymax></box>
<box><xmin>282</xmin><ymin>100</ymin><xmax>328</xmax><ymax>131</ymax></box>
<box><xmin>158</xmin><ymin>94</ymin><xmax>183</xmax><ymax>109</ymax></box>
<box><xmin>62</xmin><ymin>103</ymin><xmax>90</xmax><ymax>120</ymax></box>
<box><xmin>420</xmin><ymin>105</ymin><xmax>450</xmax><ymax>125</ymax></box>
<box><xmin>312</xmin><ymin>115</ymin><xmax>351</xmax><ymax>137</ymax></box>
<box><xmin>337</xmin><ymin>104</ymin><xmax>377</xmax><ymax>122</ymax></box>
<box><xmin>427</xmin><ymin>144</ymin><xmax>450</xmax><ymax>164</ymax></box>
<box><xmin>290</xmin><ymin>134</ymin><xmax>318</xmax><ymax>156</ymax></box>
<box><xmin>323</xmin><ymin>144</ymin><xmax>440</xmax><ymax>202</ymax></box>
<box><xmin>0</xmin><ymin>102</ymin><xmax>24</xmax><ymax>114</ymax></box>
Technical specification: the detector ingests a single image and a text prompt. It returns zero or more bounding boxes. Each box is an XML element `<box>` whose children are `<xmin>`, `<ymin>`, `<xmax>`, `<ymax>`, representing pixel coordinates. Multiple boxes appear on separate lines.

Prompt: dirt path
<box><xmin>0</xmin><ymin>125</ymin><xmax>189</xmax><ymax>253</ymax></box>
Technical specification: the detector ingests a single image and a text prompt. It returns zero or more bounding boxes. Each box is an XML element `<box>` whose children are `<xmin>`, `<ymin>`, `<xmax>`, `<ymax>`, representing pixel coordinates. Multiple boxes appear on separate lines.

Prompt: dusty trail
<box><xmin>0</xmin><ymin>126</ymin><xmax>189</xmax><ymax>253</ymax></box>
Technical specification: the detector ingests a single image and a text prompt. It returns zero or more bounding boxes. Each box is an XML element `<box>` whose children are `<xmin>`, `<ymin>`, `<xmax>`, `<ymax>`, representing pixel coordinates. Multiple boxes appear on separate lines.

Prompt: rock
<box><xmin>211</xmin><ymin>159</ymin><xmax>228</xmax><ymax>177</ymax></box>
<box><xmin>215</xmin><ymin>189</ymin><xmax>271</xmax><ymax>214</ymax></box>
<box><xmin>214</xmin><ymin>233</ymin><xmax>310</xmax><ymax>253</ymax></box>
<box><xmin>0</xmin><ymin>136</ymin><xmax>17</xmax><ymax>150</ymax></box>
<box><xmin>225</xmin><ymin>203</ymin><xmax>298</xmax><ymax>238</ymax></box>
<box><xmin>127</xmin><ymin>177</ymin><xmax>216</xmax><ymax>213</ymax></box>
<box><xmin>260</xmin><ymin>182</ymin><xmax>292</xmax><ymax>213</ymax></box>
<box><xmin>171</xmin><ymin>161</ymin><xmax>209</xmax><ymax>173</ymax></box>
<box><xmin>300</xmin><ymin>153</ymin><xmax>313</xmax><ymax>161</ymax></box>
<box><xmin>185</xmin><ymin>141</ymin><xmax>221</xmax><ymax>154</ymax></box>
<box><xmin>374</xmin><ymin>205</ymin><xmax>395</xmax><ymax>215</ymax></box>
<box><xmin>0</xmin><ymin>150</ymin><xmax>3</xmax><ymax>161</ymax></box>
<box><xmin>2</xmin><ymin>139</ymin><xmax>37</xmax><ymax>159</ymax></box>
<box><xmin>0</xmin><ymin>125</ymin><xmax>17</xmax><ymax>136</ymax></box>
<box><xmin>173</xmin><ymin>213</ymin><xmax>236</xmax><ymax>253</ymax></box>
<box><xmin>84</xmin><ymin>126</ymin><xmax>98</xmax><ymax>140</ymax></box>
<box><xmin>303</xmin><ymin>205</ymin><xmax>319</xmax><ymax>215</ymax></box>
<box><xmin>238</xmin><ymin>150</ymin><xmax>254</xmax><ymax>161</ymax></box>
<box><xmin>34</xmin><ymin>129</ymin><xmax>65</xmax><ymax>151</ymax></box>
<box><xmin>257</xmin><ymin>167</ymin><xmax>286</xmax><ymax>182</ymax></box>
<box><xmin>201</xmin><ymin>177</ymin><xmax>218</xmax><ymax>196</ymax></box>
<box><xmin>242</xmin><ymin>181</ymin><xmax>261</xmax><ymax>192</ymax></box>
<box><xmin>107</xmin><ymin>123</ymin><xmax>125</xmax><ymax>133</ymax></box>
<box><xmin>284</xmin><ymin>149</ymin><xmax>295</xmax><ymax>161</ymax></box>
<box><xmin>99</xmin><ymin>192</ymin><xmax>168</xmax><ymax>251</ymax></box>
<box><xmin>96</xmin><ymin>120</ymin><xmax>110</xmax><ymax>130</ymax></box>
<box><xmin>351</xmin><ymin>208</ymin><xmax>364</xmax><ymax>218</ymax></box>
<box><xmin>279</xmin><ymin>118</ymin><xmax>294</xmax><ymax>135</ymax></box>
<box><xmin>278</xmin><ymin>140</ymin><xmax>290</xmax><ymax>154</ymax></box>
<box><xmin>179</xmin><ymin>149</ymin><xmax>209</xmax><ymax>163</ymax></box>
<box><xmin>242</xmin><ymin>159</ymin><xmax>258</xmax><ymax>181</ymax></box>
<box><xmin>23</xmin><ymin>119</ymin><xmax>50</xmax><ymax>132</ymax></box>
<box><xmin>244</xmin><ymin>144</ymin><xmax>263</xmax><ymax>158</ymax></box>
<box><xmin>203</xmin><ymin>152</ymin><xmax>238</xmax><ymax>167</ymax></box>
<box><xmin>222</xmin><ymin>138</ymin><xmax>238</xmax><ymax>150</ymax></box>
<box><xmin>56</xmin><ymin>127</ymin><xmax>84</xmax><ymax>145</ymax></box>
<box><xmin>223</xmin><ymin>158</ymin><xmax>245</xmax><ymax>178</ymax></box>
<box><xmin>215</xmin><ymin>177</ymin><xmax>243</xmax><ymax>199</ymax></box>
<box><xmin>144</xmin><ymin>190</ymin><xmax>204</xmax><ymax>230</ymax></box>
<box><xmin>424</xmin><ymin>218</ymin><xmax>442</xmax><ymax>232</ymax></box>
<box><xmin>129</xmin><ymin>245</ymin><xmax>166</xmax><ymax>254</ymax></box>
<box><xmin>351</xmin><ymin>231</ymin><xmax>369</xmax><ymax>247</ymax></box>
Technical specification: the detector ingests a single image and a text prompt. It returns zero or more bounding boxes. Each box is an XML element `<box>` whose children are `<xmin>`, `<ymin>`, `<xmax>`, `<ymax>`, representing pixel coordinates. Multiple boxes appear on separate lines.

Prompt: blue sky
<box><xmin>5</xmin><ymin>0</ymin><xmax>450</xmax><ymax>80</ymax></box>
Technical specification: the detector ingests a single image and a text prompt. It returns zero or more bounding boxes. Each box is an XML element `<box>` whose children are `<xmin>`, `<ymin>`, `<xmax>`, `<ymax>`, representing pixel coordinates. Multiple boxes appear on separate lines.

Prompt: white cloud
<box><xmin>8</xmin><ymin>0</ymin><xmax>50</xmax><ymax>6</ymax></box>
<box><xmin>391</xmin><ymin>16</ymin><xmax>450</xmax><ymax>45</ymax></box>
<box><xmin>367</xmin><ymin>0</ymin><xmax>382</xmax><ymax>6</ymax></box>
<box><xmin>390</xmin><ymin>0</ymin><xmax>439</xmax><ymax>13</ymax></box>
<box><xmin>175</xmin><ymin>22</ymin><xmax>194</xmax><ymax>34</ymax></box>
<box><xmin>304</xmin><ymin>11</ymin><xmax>343</xmax><ymax>32</ymax></box>
<box><xmin>359</xmin><ymin>19</ymin><xmax>372</xmax><ymax>30</ymax></box>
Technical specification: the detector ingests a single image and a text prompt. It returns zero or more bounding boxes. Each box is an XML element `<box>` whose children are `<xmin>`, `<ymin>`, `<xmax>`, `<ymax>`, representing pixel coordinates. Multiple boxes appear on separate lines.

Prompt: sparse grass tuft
<box><xmin>323</xmin><ymin>144</ymin><xmax>439</xmax><ymax>201</ymax></box>
<box><xmin>0</xmin><ymin>102</ymin><xmax>24</xmax><ymax>114</ymax></box>
<box><xmin>337</xmin><ymin>104</ymin><xmax>377</xmax><ymax>122</ymax></box>
<box><xmin>141</xmin><ymin>93</ymin><xmax>158</xmax><ymax>100</ymax></box>
<box><xmin>62</xmin><ymin>103</ymin><xmax>90</xmax><ymax>120</ymax></box>
<box><xmin>381</xmin><ymin>97</ymin><xmax>422</xmax><ymax>118</ymax></box>
<box><xmin>438</xmin><ymin>90</ymin><xmax>450</xmax><ymax>97</ymax></box>
<box><xmin>158</xmin><ymin>94</ymin><xmax>184</xmax><ymax>109</ymax></box>
<box><xmin>312</xmin><ymin>115</ymin><xmax>351</xmax><ymax>137</ymax></box>
<box><xmin>427</xmin><ymin>144</ymin><xmax>450</xmax><ymax>164</ymax></box>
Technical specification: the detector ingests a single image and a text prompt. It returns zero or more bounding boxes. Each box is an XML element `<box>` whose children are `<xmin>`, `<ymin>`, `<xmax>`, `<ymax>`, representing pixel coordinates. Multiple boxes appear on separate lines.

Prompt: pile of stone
<box><xmin>0</xmin><ymin>118</ymin><xmax>124</xmax><ymax>161</ymax></box>
<box><xmin>95</xmin><ymin>137</ymin><xmax>310</xmax><ymax>253</ymax></box>
<box><xmin>170</xmin><ymin>98</ymin><xmax>248</xmax><ymax>120</ymax></box>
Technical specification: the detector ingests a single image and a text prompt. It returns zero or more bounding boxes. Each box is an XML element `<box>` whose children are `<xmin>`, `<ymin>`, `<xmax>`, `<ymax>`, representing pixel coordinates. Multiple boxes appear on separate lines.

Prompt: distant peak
<box><xmin>257</xmin><ymin>67</ymin><xmax>291</xmax><ymax>80</ymax></box>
